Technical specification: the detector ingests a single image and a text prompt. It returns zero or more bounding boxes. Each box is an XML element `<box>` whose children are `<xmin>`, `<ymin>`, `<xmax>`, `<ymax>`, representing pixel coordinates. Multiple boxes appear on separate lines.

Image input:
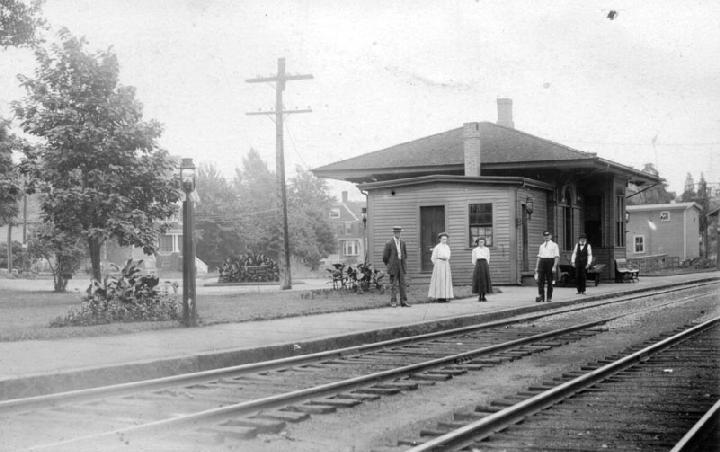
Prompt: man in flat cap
<box><xmin>383</xmin><ymin>226</ymin><xmax>410</xmax><ymax>307</ymax></box>
<box><xmin>571</xmin><ymin>233</ymin><xmax>593</xmax><ymax>295</ymax></box>
<box><xmin>534</xmin><ymin>230</ymin><xmax>559</xmax><ymax>302</ymax></box>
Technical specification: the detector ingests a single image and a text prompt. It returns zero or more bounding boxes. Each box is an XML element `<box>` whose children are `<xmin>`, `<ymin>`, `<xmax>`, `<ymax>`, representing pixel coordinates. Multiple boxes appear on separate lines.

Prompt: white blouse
<box><xmin>431</xmin><ymin>243</ymin><xmax>451</xmax><ymax>263</ymax></box>
<box><xmin>472</xmin><ymin>246</ymin><xmax>490</xmax><ymax>265</ymax></box>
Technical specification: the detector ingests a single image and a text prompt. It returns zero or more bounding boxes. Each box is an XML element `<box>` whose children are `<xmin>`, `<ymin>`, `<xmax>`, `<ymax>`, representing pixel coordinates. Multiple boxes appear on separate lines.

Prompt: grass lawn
<box><xmin>0</xmin><ymin>282</ymin><xmax>473</xmax><ymax>342</ymax></box>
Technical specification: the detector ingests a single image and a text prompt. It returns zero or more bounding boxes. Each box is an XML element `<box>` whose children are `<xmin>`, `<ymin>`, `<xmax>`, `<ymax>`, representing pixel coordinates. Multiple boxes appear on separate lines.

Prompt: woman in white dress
<box><xmin>428</xmin><ymin>232</ymin><xmax>454</xmax><ymax>302</ymax></box>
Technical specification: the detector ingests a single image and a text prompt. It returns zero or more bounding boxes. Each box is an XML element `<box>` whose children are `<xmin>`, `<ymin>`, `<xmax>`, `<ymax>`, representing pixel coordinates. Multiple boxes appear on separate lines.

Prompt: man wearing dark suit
<box><xmin>383</xmin><ymin>226</ymin><xmax>411</xmax><ymax>307</ymax></box>
<box><xmin>571</xmin><ymin>233</ymin><xmax>593</xmax><ymax>295</ymax></box>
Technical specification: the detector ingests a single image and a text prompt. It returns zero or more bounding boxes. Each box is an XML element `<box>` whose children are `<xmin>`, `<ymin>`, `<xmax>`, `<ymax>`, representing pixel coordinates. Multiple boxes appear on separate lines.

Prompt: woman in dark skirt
<box><xmin>471</xmin><ymin>237</ymin><xmax>492</xmax><ymax>302</ymax></box>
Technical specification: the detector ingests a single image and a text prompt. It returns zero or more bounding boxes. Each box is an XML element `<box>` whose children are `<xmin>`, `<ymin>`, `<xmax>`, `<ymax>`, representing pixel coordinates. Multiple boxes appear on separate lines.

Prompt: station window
<box><xmin>634</xmin><ymin>235</ymin><xmax>645</xmax><ymax>253</ymax></box>
<box><xmin>469</xmin><ymin>203</ymin><xmax>493</xmax><ymax>247</ymax></box>
<box><xmin>659</xmin><ymin>211</ymin><xmax>670</xmax><ymax>222</ymax></box>
<box><xmin>329</xmin><ymin>208</ymin><xmax>341</xmax><ymax>219</ymax></box>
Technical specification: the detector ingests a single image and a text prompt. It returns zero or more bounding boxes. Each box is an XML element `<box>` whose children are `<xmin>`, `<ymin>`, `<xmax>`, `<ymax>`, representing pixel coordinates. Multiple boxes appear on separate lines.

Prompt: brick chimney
<box><xmin>497</xmin><ymin>98</ymin><xmax>514</xmax><ymax>128</ymax></box>
<box><xmin>463</xmin><ymin>122</ymin><xmax>482</xmax><ymax>177</ymax></box>
<box><xmin>341</xmin><ymin>191</ymin><xmax>348</xmax><ymax>203</ymax></box>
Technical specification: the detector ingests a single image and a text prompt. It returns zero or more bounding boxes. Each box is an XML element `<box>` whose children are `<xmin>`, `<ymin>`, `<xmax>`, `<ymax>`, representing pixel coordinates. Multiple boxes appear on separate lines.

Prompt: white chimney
<box><xmin>341</xmin><ymin>191</ymin><xmax>348</xmax><ymax>203</ymax></box>
<box><xmin>497</xmin><ymin>98</ymin><xmax>514</xmax><ymax>128</ymax></box>
<box><xmin>463</xmin><ymin>122</ymin><xmax>482</xmax><ymax>177</ymax></box>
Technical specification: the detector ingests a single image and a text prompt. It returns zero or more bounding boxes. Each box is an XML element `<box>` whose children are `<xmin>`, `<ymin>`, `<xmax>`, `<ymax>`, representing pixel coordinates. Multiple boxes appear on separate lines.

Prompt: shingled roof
<box><xmin>313</xmin><ymin>121</ymin><xmax>657</xmax><ymax>185</ymax></box>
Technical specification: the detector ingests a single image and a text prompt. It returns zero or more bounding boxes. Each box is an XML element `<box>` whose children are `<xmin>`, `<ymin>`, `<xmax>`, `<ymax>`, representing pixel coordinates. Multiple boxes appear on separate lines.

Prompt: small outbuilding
<box><xmin>625</xmin><ymin>202</ymin><xmax>702</xmax><ymax>262</ymax></box>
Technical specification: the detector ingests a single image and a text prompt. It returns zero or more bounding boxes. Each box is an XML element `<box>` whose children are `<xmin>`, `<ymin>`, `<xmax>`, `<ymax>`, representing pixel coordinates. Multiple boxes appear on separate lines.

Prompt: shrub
<box><xmin>327</xmin><ymin>262</ymin><xmax>384</xmax><ymax>293</ymax></box>
<box><xmin>50</xmin><ymin>259</ymin><xmax>181</xmax><ymax>327</ymax></box>
<box><xmin>218</xmin><ymin>253</ymin><xmax>280</xmax><ymax>283</ymax></box>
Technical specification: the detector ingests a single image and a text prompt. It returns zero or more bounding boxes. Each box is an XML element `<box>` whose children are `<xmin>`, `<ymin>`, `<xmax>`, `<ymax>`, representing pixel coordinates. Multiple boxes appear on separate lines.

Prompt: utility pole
<box><xmin>247</xmin><ymin>57</ymin><xmax>312</xmax><ymax>290</ymax></box>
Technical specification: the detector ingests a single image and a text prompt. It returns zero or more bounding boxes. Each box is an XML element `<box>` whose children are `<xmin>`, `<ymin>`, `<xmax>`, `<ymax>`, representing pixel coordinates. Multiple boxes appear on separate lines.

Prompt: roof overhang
<box><xmin>313</xmin><ymin>157</ymin><xmax>660</xmax><ymax>186</ymax></box>
<box><xmin>627</xmin><ymin>202</ymin><xmax>702</xmax><ymax>212</ymax></box>
<box><xmin>358</xmin><ymin>175</ymin><xmax>554</xmax><ymax>191</ymax></box>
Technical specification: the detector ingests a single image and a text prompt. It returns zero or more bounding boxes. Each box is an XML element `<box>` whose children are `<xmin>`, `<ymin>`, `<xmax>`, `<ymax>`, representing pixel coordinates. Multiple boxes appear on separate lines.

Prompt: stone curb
<box><xmin>2</xmin><ymin>276</ymin><xmax>717</xmax><ymax>400</ymax></box>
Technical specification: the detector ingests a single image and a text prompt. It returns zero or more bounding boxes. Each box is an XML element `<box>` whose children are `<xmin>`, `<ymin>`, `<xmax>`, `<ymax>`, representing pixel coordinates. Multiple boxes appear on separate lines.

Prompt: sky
<box><xmin>1</xmin><ymin>0</ymin><xmax>719</xmax><ymax>200</ymax></box>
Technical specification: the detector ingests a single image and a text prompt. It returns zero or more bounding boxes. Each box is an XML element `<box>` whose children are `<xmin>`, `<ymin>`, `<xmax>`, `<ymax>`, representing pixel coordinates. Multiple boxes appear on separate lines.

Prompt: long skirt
<box><xmin>472</xmin><ymin>259</ymin><xmax>492</xmax><ymax>295</ymax></box>
<box><xmin>428</xmin><ymin>260</ymin><xmax>454</xmax><ymax>300</ymax></box>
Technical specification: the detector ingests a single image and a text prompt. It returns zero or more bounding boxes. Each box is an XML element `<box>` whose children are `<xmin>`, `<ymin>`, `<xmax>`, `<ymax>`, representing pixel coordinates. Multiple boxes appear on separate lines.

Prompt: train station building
<box><xmin>313</xmin><ymin>99</ymin><xmax>660</xmax><ymax>285</ymax></box>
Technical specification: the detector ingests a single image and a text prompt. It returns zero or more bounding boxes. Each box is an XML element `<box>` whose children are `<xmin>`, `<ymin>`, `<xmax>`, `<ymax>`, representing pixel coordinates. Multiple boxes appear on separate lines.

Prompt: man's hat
<box><xmin>542</xmin><ymin>231</ymin><xmax>551</xmax><ymax>236</ymax></box>
<box><xmin>579</xmin><ymin>233</ymin><xmax>587</xmax><ymax>239</ymax></box>
<box><xmin>437</xmin><ymin>231</ymin><xmax>449</xmax><ymax>239</ymax></box>
<box><xmin>392</xmin><ymin>226</ymin><xmax>403</xmax><ymax>232</ymax></box>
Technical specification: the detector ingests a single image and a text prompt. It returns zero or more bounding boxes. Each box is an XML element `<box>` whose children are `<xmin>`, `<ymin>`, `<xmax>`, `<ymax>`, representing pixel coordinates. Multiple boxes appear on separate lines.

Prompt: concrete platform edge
<box><xmin>2</xmin><ymin>276</ymin><xmax>718</xmax><ymax>400</ymax></box>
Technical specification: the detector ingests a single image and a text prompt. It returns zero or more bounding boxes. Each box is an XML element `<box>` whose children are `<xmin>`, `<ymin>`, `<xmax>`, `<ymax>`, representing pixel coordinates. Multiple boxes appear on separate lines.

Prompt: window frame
<box><xmin>329</xmin><ymin>208</ymin><xmax>341</xmax><ymax>219</ymax></box>
<box><xmin>659</xmin><ymin>211</ymin><xmax>670</xmax><ymax>222</ymax></box>
<box><xmin>633</xmin><ymin>234</ymin><xmax>645</xmax><ymax>253</ymax></box>
<box><xmin>468</xmin><ymin>203</ymin><xmax>494</xmax><ymax>247</ymax></box>
<box><xmin>342</xmin><ymin>239</ymin><xmax>360</xmax><ymax>256</ymax></box>
<box><xmin>158</xmin><ymin>234</ymin><xmax>175</xmax><ymax>254</ymax></box>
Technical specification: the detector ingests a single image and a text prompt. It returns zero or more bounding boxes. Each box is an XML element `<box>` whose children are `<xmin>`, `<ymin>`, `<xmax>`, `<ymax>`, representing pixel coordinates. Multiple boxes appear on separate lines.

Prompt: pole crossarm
<box><xmin>246</xmin><ymin>108</ymin><xmax>312</xmax><ymax>116</ymax></box>
<box><xmin>246</xmin><ymin>74</ymin><xmax>313</xmax><ymax>83</ymax></box>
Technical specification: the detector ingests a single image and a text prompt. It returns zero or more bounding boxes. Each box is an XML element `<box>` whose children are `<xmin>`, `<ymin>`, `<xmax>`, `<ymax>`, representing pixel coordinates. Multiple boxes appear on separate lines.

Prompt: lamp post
<box><xmin>361</xmin><ymin>207</ymin><xmax>368</xmax><ymax>264</ymax></box>
<box><xmin>525</xmin><ymin>197</ymin><xmax>534</xmax><ymax>220</ymax></box>
<box><xmin>180</xmin><ymin>158</ymin><xmax>197</xmax><ymax>327</ymax></box>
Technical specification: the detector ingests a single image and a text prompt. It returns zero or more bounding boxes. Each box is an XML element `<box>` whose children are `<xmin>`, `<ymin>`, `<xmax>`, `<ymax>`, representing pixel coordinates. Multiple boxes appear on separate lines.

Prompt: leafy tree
<box><xmin>27</xmin><ymin>227</ymin><xmax>85</xmax><ymax>292</ymax></box>
<box><xmin>195</xmin><ymin>153</ymin><xmax>336</xmax><ymax>273</ymax></box>
<box><xmin>0</xmin><ymin>0</ymin><xmax>46</xmax><ymax>49</ymax></box>
<box><xmin>696</xmin><ymin>174</ymin><xmax>710</xmax><ymax>257</ymax></box>
<box><xmin>0</xmin><ymin>121</ymin><xmax>21</xmax><ymax>225</ymax></box>
<box><xmin>13</xmin><ymin>29</ymin><xmax>181</xmax><ymax>281</ymax></box>
<box><xmin>626</xmin><ymin>181</ymin><xmax>674</xmax><ymax>205</ymax></box>
<box><xmin>233</xmin><ymin>148</ymin><xmax>282</xmax><ymax>258</ymax></box>
<box><xmin>194</xmin><ymin>162</ymin><xmax>244</xmax><ymax>270</ymax></box>
<box><xmin>680</xmin><ymin>172</ymin><xmax>696</xmax><ymax>202</ymax></box>
<box><xmin>287</xmin><ymin>167</ymin><xmax>335</xmax><ymax>270</ymax></box>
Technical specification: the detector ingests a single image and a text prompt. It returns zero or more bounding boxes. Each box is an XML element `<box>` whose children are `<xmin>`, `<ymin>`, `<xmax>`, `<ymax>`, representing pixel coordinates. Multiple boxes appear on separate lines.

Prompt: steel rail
<box><xmin>26</xmin><ymin>318</ymin><xmax>612</xmax><ymax>451</ymax></box>
<box><xmin>7</xmin><ymin>281</ymin><xmax>710</xmax><ymax>413</ymax></box>
<box><xmin>670</xmin><ymin>398</ymin><xmax>720</xmax><ymax>452</ymax></box>
<box><xmin>405</xmin><ymin>315</ymin><xmax>720</xmax><ymax>452</ymax></box>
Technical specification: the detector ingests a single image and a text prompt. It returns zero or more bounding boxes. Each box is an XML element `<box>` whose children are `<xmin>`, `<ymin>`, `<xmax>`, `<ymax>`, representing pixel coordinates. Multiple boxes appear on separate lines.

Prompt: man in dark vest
<box><xmin>382</xmin><ymin>226</ymin><xmax>411</xmax><ymax>307</ymax></box>
<box><xmin>571</xmin><ymin>233</ymin><xmax>593</xmax><ymax>295</ymax></box>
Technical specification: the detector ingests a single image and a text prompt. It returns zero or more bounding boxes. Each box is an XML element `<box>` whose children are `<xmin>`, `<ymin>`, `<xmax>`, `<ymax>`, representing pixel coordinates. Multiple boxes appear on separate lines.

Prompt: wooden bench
<box><xmin>559</xmin><ymin>263</ymin><xmax>605</xmax><ymax>287</ymax></box>
<box><xmin>614</xmin><ymin>258</ymin><xmax>639</xmax><ymax>283</ymax></box>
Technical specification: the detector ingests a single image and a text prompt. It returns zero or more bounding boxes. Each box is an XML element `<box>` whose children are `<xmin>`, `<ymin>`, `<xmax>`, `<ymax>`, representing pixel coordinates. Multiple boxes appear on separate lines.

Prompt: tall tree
<box><xmin>0</xmin><ymin>121</ymin><xmax>20</xmax><ymax>225</ymax></box>
<box><xmin>234</xmin><ymin>149</ymin><xmax>282</xmax><ymax>258</ymax></box>
<box><xmin>680</xmin><ymin>172</ymin><xmax>696</xmax><ymax>202</ymax></box>
<box><xmin>13</xmin><ymin>29</ymin><xmax>180</xmax><ymax>281</ymax></box>
<box><xmin>195</xmin><ymin>162</ymin><xmax>243</xmax><ymax>270</ymax></box>
<box><xmin>696</xmin><ymin>173</ymin><xmax>710</xmax><ymax>257</ymax></box>
<box><xmin>287</xmin><ymin>167</ymin><xmax>335</xmax><ymax>270</ymax></box>
<box><xmin>0</xmin><ymin>0</ymin><xmax>46</xmax><ymax>49</ymax></box>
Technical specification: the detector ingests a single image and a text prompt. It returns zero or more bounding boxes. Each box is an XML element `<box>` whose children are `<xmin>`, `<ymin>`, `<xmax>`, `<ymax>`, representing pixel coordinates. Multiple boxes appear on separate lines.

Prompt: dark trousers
<box><xmin>575</xmin><ymin>260</ymin><xmax>588</xmax><ymax>293</ymax></box>
<box><xmin>389</xmin><ymin>271</ymin><xmax>407</xmax><ymax>302</ymax></box>
<box><xmin>537</xmin><ymin>258</ymin><xmax>554</xmax><ymax>300</ymax></box>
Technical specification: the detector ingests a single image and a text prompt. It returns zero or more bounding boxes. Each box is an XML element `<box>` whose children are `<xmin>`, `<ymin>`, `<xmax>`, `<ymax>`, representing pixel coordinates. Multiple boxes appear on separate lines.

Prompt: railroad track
<box><xmin>397</xmin><ymin>316</ymin><xmax>720</xmax><ymax>452</ymax></box>
<box><xmin>1</xmin><ymin>282</ymin><xmax>716</xmax><ymax>451</ymax></box>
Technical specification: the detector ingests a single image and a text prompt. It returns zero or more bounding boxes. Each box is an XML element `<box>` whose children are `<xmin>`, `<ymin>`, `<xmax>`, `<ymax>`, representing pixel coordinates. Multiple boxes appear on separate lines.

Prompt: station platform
<box><xmin>1</xmin><ymin>271</ymin><xmax>718</xmax><ymax>400</ymax></box>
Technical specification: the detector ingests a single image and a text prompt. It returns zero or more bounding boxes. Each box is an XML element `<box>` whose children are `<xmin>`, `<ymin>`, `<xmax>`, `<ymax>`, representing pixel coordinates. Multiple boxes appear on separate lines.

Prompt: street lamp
<box><xmin>180</xmin><ymin>158</ymin><xmax>197</xmax><ymax>327</ymax></box>
<box><xmin>525</xmin><ymin>197</ymin><xmax>534</xmax><ymax>221</ymax></box>
<box><xmin>361</xmin><ymin>207</ymin><xmax>368</xmax><ymax>264</ymax></box>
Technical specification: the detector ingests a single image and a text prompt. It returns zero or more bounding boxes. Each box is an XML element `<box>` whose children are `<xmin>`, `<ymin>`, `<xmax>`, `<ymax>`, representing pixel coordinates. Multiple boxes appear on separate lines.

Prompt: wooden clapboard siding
<box><xmin>368</xmin><ymin>183</ymin><xmax>522</xmax><ymax>285</ymax></box>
